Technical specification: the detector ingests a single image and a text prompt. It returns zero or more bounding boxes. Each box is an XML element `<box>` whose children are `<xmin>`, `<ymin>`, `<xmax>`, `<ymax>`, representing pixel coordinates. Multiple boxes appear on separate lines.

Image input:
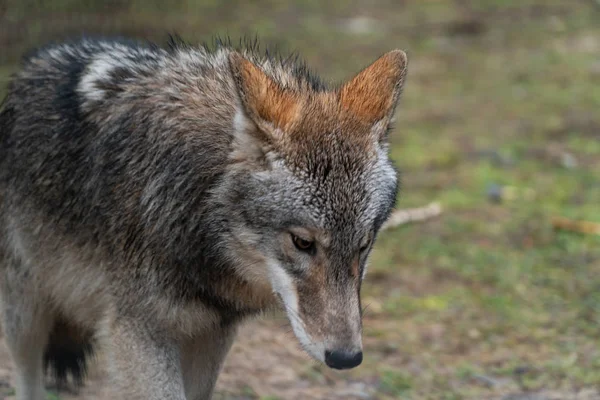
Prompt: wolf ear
<box><xmin>340</xmin><ymin>50</ymin><xmax>408</xmax><ymax>125</ymax></box>
<box><xmin>229</xmin><ymin>52</ymin><xmax>301</xmax><ymax>133</ymax></box>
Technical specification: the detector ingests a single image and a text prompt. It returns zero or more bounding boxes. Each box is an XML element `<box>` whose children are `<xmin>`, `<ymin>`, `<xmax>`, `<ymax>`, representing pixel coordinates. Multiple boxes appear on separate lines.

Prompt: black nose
<box><xmin>324</xmin><ymin>350</ymin><xmax>363</xmax><ymax>370</ymax></box>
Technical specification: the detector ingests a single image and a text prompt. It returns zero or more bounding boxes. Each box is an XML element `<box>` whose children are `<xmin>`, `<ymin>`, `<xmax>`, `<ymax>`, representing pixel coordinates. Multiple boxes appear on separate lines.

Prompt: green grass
<box><xmin>380</xmin><ymin>369</ymin><xmax>414</xmax><ymax>397</ymax></box>
<box><xmin>1</xmin><ymin>0</ymin><xmax>599</xmax><ymax>399</ymax></box>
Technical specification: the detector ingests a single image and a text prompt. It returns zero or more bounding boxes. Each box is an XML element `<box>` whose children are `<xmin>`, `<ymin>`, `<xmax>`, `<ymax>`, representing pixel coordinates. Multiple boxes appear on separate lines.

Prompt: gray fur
<box><xmin>0</xmin><ymin>37</ymin><xmax>405</xmax><ymax>399</ymax></box>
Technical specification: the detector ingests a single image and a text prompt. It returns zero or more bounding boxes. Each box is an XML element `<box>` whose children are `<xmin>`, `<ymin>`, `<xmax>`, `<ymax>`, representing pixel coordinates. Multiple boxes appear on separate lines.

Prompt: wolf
<box><xmin>0</xmin><ymin>36</ymin><xmax>407</xmax><ymax>399</ymax></box>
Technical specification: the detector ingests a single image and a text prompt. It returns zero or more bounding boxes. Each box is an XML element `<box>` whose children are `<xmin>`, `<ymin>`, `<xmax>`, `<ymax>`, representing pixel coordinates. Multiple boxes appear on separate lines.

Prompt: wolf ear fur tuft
<box><xmin>229</xmin><ymin>52</ymin><xmax>301</xmax><ymax>132</ymax></box>
<box><xmin>339</xmin><ymin>50</ymin><xmax>408</xmax><ymax>124</ymax></box>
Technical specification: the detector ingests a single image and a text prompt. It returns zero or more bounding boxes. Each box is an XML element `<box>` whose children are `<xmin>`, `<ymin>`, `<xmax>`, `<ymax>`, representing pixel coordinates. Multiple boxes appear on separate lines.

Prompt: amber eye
<box><xmin>291</xmin><ymin>235</ymin><xmax>315</xmax><ymax>253</ymax></box>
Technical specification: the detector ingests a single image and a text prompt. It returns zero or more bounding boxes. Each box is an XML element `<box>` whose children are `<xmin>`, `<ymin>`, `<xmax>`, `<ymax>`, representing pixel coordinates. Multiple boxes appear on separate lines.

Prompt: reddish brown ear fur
<box><xmin>340</xmin><ymin>50</ymin><xmax>408</xmax><ymax>123</ymax></box>
<box><xmin>229</xmin><ymin>52</ymin><xmax>301</xmax><ymax>131</ymax></box>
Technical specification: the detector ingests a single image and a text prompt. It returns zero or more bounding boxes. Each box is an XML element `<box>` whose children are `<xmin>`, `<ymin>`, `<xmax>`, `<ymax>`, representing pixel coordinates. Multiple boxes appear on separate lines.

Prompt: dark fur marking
<box><xmin>44</xmin><ymin>317</ymin><xmax>95</xmax><ymax>389</ymax></box>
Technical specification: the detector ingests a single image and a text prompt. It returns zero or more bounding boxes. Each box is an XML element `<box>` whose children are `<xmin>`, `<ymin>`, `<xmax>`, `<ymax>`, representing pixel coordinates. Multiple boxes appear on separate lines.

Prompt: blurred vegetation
<box><xmin>1</xmin><ymin>0</ymin><xmax>600</xmax><ymax>399</ymax></box>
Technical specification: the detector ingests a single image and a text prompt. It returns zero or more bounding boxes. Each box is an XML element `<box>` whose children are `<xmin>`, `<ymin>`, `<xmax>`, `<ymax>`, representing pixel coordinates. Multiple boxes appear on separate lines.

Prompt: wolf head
<box><xmin>220</xmin><ymin>50</ymin><xmax>407</xmax><ymax>369</ymax></box>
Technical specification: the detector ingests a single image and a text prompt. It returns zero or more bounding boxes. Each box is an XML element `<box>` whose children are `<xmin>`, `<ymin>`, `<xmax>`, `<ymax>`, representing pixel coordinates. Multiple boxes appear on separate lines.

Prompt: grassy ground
<box><xmin>1</xmin><ymin>1</ymin><xmax>599</xmax><ymax>399</ymax></box>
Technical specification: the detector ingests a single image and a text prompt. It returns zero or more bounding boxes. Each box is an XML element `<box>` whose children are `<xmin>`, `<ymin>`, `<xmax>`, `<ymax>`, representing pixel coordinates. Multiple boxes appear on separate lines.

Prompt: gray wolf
<box><xmin>0</xmin><ymin>36</ymin><xmax>407</xmax><ymax>399</ymax></box>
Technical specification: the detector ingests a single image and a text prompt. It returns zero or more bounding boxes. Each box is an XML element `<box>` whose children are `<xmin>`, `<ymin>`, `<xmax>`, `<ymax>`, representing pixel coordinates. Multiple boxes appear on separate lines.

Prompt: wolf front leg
<box><xmin>2</xmin><ymin>307</ymin><xmax>51</xmax><ymax>400</ymax></box>
<box><xmin>181</xmin><ymin>322</ymin><xmax>238</xmax><ymax>400</ymax></box>
<box><xmin>0</xmin><ymin>258</ymin><xmax>52</xmax><ymax>400</ymax></box>
<box><xmin>105</xmin><ymin>317</ymin><xmax>187</xmax><ymax>400</ymax></box>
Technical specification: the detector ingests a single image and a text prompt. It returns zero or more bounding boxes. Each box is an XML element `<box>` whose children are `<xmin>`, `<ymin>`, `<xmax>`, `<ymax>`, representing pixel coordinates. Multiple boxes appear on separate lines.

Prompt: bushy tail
<box><xmin>44</xmin><ymin>316</ymin><xmax>95</xmax><ymax>388</ymax></box>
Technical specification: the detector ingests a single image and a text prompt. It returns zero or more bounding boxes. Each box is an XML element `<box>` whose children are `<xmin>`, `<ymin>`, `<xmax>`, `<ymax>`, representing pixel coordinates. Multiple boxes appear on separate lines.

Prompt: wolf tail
<box><xmin>44</xmin><ymin>316</ymin><xmax>95</xmax><ymax>388</ymax></box>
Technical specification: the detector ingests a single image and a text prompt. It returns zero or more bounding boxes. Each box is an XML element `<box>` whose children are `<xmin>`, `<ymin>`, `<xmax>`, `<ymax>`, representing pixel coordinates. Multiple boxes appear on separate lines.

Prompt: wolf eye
<box><xmin>359</xmin><ymin>235</ymin><xmax>373</xmax><ymax>253</ymax></box>
<box><xmin>291</xmin><ymin>235</ymin><xmax>315</xmax><ymax>253</ymax></box>
<box><xmin>359</xmin><ymin>243</ymin><xmax>370</xmax><ymax>253</ymax></box>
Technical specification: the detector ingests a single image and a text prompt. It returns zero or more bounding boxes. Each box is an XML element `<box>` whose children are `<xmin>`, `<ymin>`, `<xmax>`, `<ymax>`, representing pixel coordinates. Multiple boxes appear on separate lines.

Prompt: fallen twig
<box><xmin>551</xmin><ymin>216</ymin><xmax>600</xmax><ymax>236</ymax></box>
<box><xmin>381</xmin><ymin>202</ymin><xmax>442</xmax><ymax>231</ymax></box>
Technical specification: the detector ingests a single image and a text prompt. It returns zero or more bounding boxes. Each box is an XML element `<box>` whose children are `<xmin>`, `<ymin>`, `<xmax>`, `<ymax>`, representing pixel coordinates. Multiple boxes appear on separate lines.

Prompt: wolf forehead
<box><xmin>250</xmin><ymin>134</ymin><xmax>398</xmax><ymax>235</ymax></box>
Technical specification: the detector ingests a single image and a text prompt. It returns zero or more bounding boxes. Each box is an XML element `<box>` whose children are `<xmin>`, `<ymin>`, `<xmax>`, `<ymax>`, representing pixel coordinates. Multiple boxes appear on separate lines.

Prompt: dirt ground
<box><xmin>1</xmin><ymin>318</ymin><xmax>599</xmax><ymax>400</ymax></box>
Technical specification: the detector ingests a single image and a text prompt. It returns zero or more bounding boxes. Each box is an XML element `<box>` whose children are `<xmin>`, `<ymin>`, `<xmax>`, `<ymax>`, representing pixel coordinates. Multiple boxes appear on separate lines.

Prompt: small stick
<box><xmin>381</xmin><ymin>202</ymin><xmax>442</xmax><ymax>231</ymax></box>
<box><xmin>551</xmin><ymin>216</ymin><xmax>600</xmax><ymax>236</ymax></box>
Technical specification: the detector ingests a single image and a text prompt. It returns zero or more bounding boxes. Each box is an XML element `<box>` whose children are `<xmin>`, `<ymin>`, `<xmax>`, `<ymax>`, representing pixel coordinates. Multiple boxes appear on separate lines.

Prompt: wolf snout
<box><xmin>324</xmin><ymin>349</ymin><xmax>363</xmax><ymax>370</ymax></box>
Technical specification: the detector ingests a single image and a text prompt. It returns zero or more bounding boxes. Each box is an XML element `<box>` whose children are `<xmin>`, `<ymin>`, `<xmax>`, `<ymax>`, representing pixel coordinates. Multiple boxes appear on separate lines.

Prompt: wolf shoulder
<box><xmin>6</xmin><ymin>38</ymin><xmax>238</xmax><ymax>121</ymax></box>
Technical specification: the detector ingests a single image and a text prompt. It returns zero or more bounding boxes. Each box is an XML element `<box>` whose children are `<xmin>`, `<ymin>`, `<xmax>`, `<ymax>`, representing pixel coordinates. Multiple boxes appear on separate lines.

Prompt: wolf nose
<box><xmin>324</xmin><ymin>350</ymin><xmax>363</xmax><ymax>370</ymax></box>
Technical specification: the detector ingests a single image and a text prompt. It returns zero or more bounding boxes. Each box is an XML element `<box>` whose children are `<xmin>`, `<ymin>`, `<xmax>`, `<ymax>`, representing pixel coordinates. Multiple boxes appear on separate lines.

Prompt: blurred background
<box><xmin>1</xmin><ymin>1</ymin><xmax>599</xmax><ymax>399</ymax></box>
